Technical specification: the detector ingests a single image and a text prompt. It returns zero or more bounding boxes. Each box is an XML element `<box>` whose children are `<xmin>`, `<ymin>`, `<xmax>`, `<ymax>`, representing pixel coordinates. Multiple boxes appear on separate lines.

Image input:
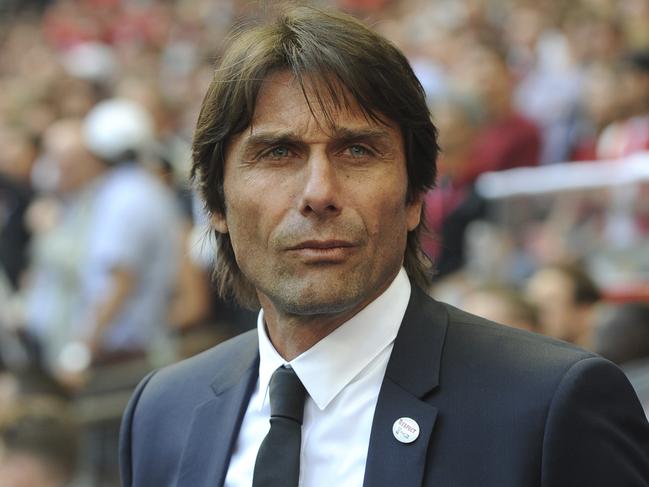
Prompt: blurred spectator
<box><xmin>0</xmin><ymin>398</ymin><xmax>79</xmax><ymax>487</ymax></box>
<box><xmin>424</xmin><ymin>41</ymin><xmax>541</xmax><ymax>278</ymax></box>
<box><xmin>452</xmin><ymin>41</ymin><xmax>542</xmax><ymax>180</ymax></box>
<box><xmin>461</xmin><ymin>284</ymin><xmax>540</xmax><ymax>332</ymax></box>
<box><xmin>22</xmin><ymin>100</ymin><xmax>182</xmax><ymax>388</ymax></box>
<box><xmin>2</xmin><ymin>264</ymin><xmax>69</xmax><ymax>405</ymax></box>
<box><xmin>22</xmin><ymin>118</ymin><xmax>105</xmax><ymax>383</ymax></box>
<box><xmin>509</xmin><ymin>4</ymin><xmax>584</xmax><ymax>165</ymax></box>
<box><xmin>0</xmin><ymin>126</ymin><xmax>39</xmax><ymax>290</ymax></box>
<box><xmin>593</xmin><ymin>301</ymin><xmax>649</xmax><ymax>419</ymax></box>
<box><xmin>571</xmin><ymin>62</ymin><xmax>623</xmax><ymax>160</ymax></box>
<box><xmin>594</xmin><ymin>301</ymin><xmax>649</xmax><ymax>366</ymax></box>
<box><xmin>77</xmin><ymin>99</ymin><xmax>181</xmax><ymax>370</ymax></box>
<box><xmin>597</xmin><ymin>50</ymin><xmax>649</xmax><ymax>159</ymax></box>
<box><xmin>525</xmin><ymin>261</ymin><xmax>602</xmax><ymax>347</ymax></box>
<box><xmin>423</xmin><ymin>95</ymin><xmax>485</xmax><ymax>277</ymax></box>
<box><xmin>143</xmin><ymin>151</ymin><xmax>212</xmax><ymax>335</ymax></box>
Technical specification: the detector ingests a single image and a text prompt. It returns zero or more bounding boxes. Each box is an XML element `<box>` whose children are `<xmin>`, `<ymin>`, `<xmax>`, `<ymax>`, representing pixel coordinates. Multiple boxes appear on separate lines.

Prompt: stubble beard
<box><xmin>257</xmin><ymin>265</ymin><xmax>369</xmax><ymax>318</ymax></box>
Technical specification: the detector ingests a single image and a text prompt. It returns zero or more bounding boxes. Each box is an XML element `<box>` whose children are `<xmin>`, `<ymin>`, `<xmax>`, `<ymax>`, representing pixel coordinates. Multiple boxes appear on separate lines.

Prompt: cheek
<box><xmin>224</xmin><ymin>182</ymin><xmax>288</xmax><ymax>251</ymax></box>
<box><xmin>225</xmin><ymin>209</ymin><xmax>268</xmax><ymax>279</ymax></box>
<box><xmin>225</xmin><ymin>196</ymin><xmax>261</xmax><ymax>244</ymax></box>
<box><xmin>363</xmin><ymin>191</ymin><xmax>411</xmax><ymax>241</ymax></box>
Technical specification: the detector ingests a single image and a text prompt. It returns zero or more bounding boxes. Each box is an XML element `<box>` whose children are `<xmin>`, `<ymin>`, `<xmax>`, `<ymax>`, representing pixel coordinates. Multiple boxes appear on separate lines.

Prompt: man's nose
<box><xmin>299</xmin><ymin>151</ymin><xmax>341</xmax><ymax>217</ymax></box>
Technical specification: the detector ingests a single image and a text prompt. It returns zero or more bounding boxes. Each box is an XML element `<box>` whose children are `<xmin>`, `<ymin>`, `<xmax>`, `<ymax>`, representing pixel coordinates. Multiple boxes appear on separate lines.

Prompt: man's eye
<box><xmin>266</xmin><ymin>146</ymin><xmax>291</xmax><ymax>159</ymax></box>
<box><xmin>346</xmin><ymin>145</ymin><xmax>371</xmax><ymax>157</ymax></box>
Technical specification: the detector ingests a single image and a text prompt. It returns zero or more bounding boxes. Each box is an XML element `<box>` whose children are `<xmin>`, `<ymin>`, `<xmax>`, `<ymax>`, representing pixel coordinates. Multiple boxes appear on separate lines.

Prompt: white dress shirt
<box><xmin>224</xmin><ymin>268</ymin><xmax>411</xmax><ymax>487</ymax></box>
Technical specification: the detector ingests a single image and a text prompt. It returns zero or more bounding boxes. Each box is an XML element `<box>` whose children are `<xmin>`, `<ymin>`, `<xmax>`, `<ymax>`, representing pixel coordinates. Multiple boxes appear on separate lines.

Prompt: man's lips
<box><xmin>285</xmin><ymin>240</ymin><xmax>357</xmax><ymax>261</ymax></box>
<box><xmin>286</xmin><ymin>240</ymin><xmax>356</xmax><ymax>250</ymax></box>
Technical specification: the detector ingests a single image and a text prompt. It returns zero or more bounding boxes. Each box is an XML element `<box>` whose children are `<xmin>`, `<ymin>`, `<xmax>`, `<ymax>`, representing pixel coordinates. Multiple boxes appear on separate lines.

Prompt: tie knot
<box><xmin>268</xmin><ymin>366</ymin><xmax>307</xmax><ymax>424</ymax></box>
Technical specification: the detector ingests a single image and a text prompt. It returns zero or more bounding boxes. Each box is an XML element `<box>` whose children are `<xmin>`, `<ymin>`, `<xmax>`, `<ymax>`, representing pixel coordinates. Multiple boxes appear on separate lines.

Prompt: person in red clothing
<box><xmin>597</xmin><ymin>51</ymin><xmax>649</xmax><ymax>159</ymax></box>
<box><xmin>571</xmin><ymin>62</ymin><xmax>622</xmax><ymax>162</ymax></box>
<box><xmin>424</xmin><ymin>42</ymin><xmax>541</xmax><ymax>277</ymax></box>
<box><xmin>455</xmin><ymin>42</ymin><xmax>541</xmax><ymax>179</ymax></box>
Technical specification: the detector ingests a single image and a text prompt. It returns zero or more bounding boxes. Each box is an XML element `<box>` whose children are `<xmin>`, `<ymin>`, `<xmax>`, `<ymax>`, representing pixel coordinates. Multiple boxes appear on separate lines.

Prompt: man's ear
<box><xmin>211</xmin><ymin>212</ymin><xmax>228</xmax><ymax>234</ymax></box>
<box><xmin>406</xmin><ymin>192</ymin><xmax>425</xmax><ymax>232</ymax></box>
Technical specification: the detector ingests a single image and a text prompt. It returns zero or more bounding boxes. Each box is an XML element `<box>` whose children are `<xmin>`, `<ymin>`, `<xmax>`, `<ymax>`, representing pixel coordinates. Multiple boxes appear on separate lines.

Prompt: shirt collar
<box><xmin>256</xmin><ymin>268</ymin><xmax>411</xmax><ymax>411</ymax></box>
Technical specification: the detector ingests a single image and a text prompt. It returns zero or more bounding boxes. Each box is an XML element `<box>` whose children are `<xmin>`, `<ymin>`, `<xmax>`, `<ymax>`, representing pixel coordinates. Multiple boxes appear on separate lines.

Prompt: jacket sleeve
<box><xmin>119</xmin><ymin>370</ymin><xmax>158</xmax><ymax>487</ymax></box>
<box><xmin>541</xmin><ymin>356</ymin><xmax>649</xmax><ymax>486</ymax></box>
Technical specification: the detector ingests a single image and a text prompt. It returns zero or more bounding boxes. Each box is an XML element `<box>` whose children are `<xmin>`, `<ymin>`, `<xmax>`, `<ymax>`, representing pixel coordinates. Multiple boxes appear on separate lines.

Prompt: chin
<box><xmin>272</xmin><ymin>282</ymin><xmax>366</xmax><ymax>317</ymax></box>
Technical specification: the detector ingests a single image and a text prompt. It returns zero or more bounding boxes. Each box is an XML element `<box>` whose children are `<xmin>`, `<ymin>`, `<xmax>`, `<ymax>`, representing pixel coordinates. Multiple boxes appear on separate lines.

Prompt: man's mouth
<box><xmin>286</xmin><ymin>240</ymin><xmax>357</xmax><ymax>262</ymax></box>
<box><xmin>288</xmin><ymin>240</ymin><xmax>355</xmax><ymax>250</ymax></box>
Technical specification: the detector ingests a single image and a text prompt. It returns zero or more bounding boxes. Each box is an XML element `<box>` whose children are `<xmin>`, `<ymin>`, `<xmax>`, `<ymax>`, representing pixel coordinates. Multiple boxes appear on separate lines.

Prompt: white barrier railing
<box><xmin>476</xmin><ymin>152</ymin><xmax>649</xmax><ymax>199</ymax></box>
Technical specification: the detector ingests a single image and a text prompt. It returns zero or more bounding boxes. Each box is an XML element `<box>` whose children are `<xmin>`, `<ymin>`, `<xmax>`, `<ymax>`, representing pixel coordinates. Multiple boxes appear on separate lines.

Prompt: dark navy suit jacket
<box><xmin>120</xmin><ymin>285</ymin><xmax>649</xmax><ymax>486</ymax></box>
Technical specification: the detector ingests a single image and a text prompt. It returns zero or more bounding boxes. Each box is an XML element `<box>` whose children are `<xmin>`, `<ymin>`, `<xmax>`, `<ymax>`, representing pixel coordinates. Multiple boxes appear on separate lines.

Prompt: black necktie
<box><xmin>252</xmin><ymin>366</ymin><xmax>307</xmax><ymax>487</ymax></box>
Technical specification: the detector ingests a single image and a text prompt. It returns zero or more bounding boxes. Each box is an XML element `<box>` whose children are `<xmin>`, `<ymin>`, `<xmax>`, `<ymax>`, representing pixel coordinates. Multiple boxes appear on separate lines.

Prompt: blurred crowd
<box><xmin>0</xmin><ymin>0</ymin><xmax>648</xmax><ymax>485</ymax></box>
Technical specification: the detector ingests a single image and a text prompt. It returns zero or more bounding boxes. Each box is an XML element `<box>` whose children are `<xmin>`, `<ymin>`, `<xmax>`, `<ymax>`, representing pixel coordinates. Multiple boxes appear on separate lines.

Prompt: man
<box><xmin>24</xmin><ymin>103</ymin><xmax>180</xmax><ymax>384</ymax></box>
<box><xmin>77</xmin><ymin>99</ymin><xmax>181</xmax><ymax>367</ymax></box>
<box><xmin>120</xmin><ymin>6</ymin><xmax>649</xmax><ymax>487</ymax></box>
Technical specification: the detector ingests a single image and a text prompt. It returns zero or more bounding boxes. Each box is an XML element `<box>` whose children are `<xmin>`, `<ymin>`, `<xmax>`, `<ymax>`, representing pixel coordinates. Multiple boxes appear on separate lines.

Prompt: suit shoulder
<box><xmin>440</xmin><ymin>302</ymin><xmax>597</xmax><ymax>379</ymax></box>
<box><xmin>444</xmin><ymin>302</ymin><xmax>593</xmax><ymax>355</ymax></box>
<box><xmin>120</xmin><ymin>332</ymin><xmax>258</xmax><ymax>485</ymax></box>
<box><xmin>540</xmin><ymin>353</ymin><xmax>649</xmax><ymax>484</ymax></box>
<box><xmin>138</xmin><ymin>330</ymin><xmax>258</xmax><ymax>405</ymax></box>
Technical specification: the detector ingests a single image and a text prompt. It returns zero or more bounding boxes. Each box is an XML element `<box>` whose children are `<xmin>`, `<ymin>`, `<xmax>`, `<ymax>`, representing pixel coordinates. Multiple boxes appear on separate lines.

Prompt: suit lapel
<box><xmin>177</xmin><ymin>333</ymin><xmax>259</xmax><ymax>487</ymax></box>
<box><xmin>363</xmin><ymin>285</ymin><xmax>448</xmax><ymax>487</ymax></box>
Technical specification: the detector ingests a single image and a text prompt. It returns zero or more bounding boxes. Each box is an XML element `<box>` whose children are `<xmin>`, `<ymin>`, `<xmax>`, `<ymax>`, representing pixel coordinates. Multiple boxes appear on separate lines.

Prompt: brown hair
<box><xmin>549</xmin><ymin>262</ymin><xmax>602</xmax><ymax>305</ymax></box>
<box><xmin>192</xmin><ymin>5</ymin><xmax>438</xmax><ymax>308</ymax></box>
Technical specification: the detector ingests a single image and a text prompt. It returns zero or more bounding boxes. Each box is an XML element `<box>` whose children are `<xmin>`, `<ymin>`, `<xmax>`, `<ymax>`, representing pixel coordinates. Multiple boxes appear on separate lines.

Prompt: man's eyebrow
<box><xmin>329</xmin><ymin>126</ymin><xmax>393</xmax><ymax>143</ymax></box>
<box><xmin>241</xmin><ymin>131</ymin><xmax>301</xmax><ymax>150</ymax></box>
<box><xmin>241</xmin><ymin>127</ymin><xmax>393</xmax><ymax>149</ymax></box>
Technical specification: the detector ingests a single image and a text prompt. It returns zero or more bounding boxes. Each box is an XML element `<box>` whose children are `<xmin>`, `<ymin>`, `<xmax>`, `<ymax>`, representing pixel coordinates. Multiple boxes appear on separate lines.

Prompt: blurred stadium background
<box><xmin>0</xmin><ymin>0</ymin><xmax>648</xmax><ymax>485</ymax></box>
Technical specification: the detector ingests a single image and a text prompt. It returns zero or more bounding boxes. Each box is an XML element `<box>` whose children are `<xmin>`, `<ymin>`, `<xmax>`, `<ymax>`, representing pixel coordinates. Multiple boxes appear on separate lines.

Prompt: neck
<box><xmin>259</xmin><ymin>272</ymin><xmax>398</xmax><ymax>361</ymax></box>
<box><xmin>260</xmin><ymin>304</ymin><xmax>358</xmax><ymax>361</ymax></box>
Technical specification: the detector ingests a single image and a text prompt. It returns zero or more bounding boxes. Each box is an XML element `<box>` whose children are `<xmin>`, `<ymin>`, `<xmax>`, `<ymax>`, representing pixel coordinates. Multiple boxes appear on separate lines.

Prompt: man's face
<box><xmin>213</xmin><ymin>71</ymin><xmax>422</xmax><ymax>318</ymax></box>
<box><xmin>43</xmin><ymin>121</ymin><xmax>101</xmax><ymax>194</ymax></box>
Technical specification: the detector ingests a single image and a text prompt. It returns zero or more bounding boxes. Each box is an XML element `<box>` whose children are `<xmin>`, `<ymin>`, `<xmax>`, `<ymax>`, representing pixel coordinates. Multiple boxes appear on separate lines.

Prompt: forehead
<box><xmin>246</xmin><ymin>70</ymin><xmax>399</xmax><ymax>137</ymax></box>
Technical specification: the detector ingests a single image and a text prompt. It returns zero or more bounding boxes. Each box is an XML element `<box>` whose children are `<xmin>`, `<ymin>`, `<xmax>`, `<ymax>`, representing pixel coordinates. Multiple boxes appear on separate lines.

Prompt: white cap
<box><xmin>83</xmin><ymin>98</ymin><xmax>154</xmax><ymax>162</ymax></box>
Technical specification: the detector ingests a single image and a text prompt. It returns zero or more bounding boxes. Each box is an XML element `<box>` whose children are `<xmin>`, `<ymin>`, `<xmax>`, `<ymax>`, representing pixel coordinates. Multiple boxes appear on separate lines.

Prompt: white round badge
<box><xmin>392</xmin><ymin>417</ymin><xmax>420</xmax><ymax>444</ymax></box>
